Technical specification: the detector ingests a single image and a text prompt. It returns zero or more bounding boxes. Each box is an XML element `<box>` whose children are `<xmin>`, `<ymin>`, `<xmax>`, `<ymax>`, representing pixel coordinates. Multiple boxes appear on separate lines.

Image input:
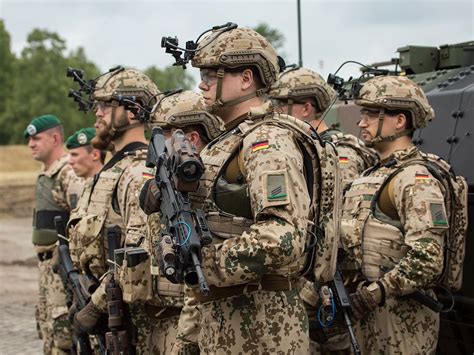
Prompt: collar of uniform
<box><xmin>224</xmin><ymin>102</ymin><xmax>272</xmax><ymax>131</ymax></box>
<box><xmin>39</xmin><ymin>154</ymin><xmax>69</xmax><ymax>178</ymax></box>
<box><xmin>381</xmin><ymin>145</ymin><xmax>419</xmax><ymax>166</ymax></box>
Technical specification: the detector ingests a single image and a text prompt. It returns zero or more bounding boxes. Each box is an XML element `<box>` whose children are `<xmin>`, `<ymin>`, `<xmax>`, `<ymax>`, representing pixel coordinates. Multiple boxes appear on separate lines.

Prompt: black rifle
<box><xmin>54</xmin><ymin>216</ymin><xmax>107</xmax><ymax>354</ymax></box>
<box><xmin>329</xmin><ymin>269</ymin><xmax>361</xmax><ymax>355</ymax></box>
<box><xmin>105</xmin><ymin>225</ymin><xmax>136</xmax><ymax>355</ymax></box>
<box><xmin>146</xmin><ymin>127</ymin><xmax>212</xmax><ymax>295</ymax></box>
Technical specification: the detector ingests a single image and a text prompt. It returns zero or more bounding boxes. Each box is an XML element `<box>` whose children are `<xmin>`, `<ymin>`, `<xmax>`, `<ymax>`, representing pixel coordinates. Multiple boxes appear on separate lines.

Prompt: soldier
<box><xmin>139</xmin><ymin>90</ymin><xmax>225</xmax><ymax>354</ymax></box>
<box><xmin>167</xmin><ymin>25</ymin><xmax>329</xmax><ymax>353</ymax></box>
<box><xmin>340</xmin><ymin>76</ymin><xmax>449</xmax><ymax>353</ymax></box>
<box><xmin>24</xmin><ymin>114</ymin><xmax>83</xmax><ymax>354</ymax></box>
<box><xmin>269</xmin><ymin>67</ymin><xmax>378</xmax><ymax>354</ymax></box>
<box><xmin>269</xmin><ymin>67</ymin><xmax>377</xmax><ymax>188</ymax></box>
<box><xmin>66</xmin><ymin>127</ymin><xmax>105</xmax><ymax>180</ymax></box>
<box><xmin>66</xmin><ymin>68</ymin><xmax>159</xmax><ymax>353</ymax></box>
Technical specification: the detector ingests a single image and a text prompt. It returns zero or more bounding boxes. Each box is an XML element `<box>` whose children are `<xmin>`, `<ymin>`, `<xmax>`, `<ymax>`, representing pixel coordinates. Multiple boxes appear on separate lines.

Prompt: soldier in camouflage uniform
<box><xmin>139</xmin><ymin>90</ymin><xmax>225</xmax><ymax>354</ymax></box>
<box><xmin>66</xmin><ymin>68</ymin><xmax>159</xmax><ymax>353</ymax></box>
<box><xmin>25</xmin><ymin>114</ymin><xmax>83</xmax><ymax>354</ymax></box>
<box><xmin>270</xmin><ymin>67</ymin><xmax>378</xmax><ymax>188</ymax></box>
<box><xmin>66</xmin><ymin>127</ymin><xmax>105</xmax><ymax>180</ymax></box>
<box><xmin>341</xmin><ymin>76</ymin><xmax>446</xmax><ymax>354</ymax></box>
<box><xmin>167</xmin><ymin>25</ymin><xmax>325</xmax><ymax>354</ymax></box>
<box><xmin>270</xmin><ymin>67</ymin><xmax>378</xmax><ymax>354</ymax></box>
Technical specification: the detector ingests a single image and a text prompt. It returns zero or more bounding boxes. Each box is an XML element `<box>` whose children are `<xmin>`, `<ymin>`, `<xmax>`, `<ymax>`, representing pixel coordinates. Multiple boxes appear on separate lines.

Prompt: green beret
<box><xmin>24</xmin><ymin>114</ymin><xmax>62</xmax><ymax>138</ymax></box>
<box><xmin>66</xmin><ymin>127</ymin><xmax>96</xmax><ymax>149</ymax></box>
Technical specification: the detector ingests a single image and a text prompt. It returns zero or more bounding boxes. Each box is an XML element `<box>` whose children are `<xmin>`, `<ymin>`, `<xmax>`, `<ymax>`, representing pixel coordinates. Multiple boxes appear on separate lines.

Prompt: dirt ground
<box><xmin>0</xmin><ymin>217</ymin><xmax>43</xmax><ymax>354</ymax></box>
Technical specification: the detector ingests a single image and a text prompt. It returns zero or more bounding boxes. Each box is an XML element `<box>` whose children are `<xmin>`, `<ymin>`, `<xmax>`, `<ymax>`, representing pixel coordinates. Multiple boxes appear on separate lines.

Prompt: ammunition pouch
<box><xmin>116</xmin><ymin>247</ymin><xmax>152</xmax><ymax>303</ymax></box>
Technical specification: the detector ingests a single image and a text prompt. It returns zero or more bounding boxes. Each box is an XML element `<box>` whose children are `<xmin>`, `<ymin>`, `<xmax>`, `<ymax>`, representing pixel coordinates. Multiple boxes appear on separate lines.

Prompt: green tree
<box><xmin>253</xmin><ymin>23</ymin><xmax>285</xmax><ymax>51</ymax></box>
<box><xmin>144</xmin><ymin>65</ymin><xmax>195</xmax><ymax>91</ymax></box>
<box><xmin>0</xmin><ymin>20</ymin><xmax>17</xmax><ymax>144</ymax></box>
<box><xmin>4</xmin><ymin>29</ymin><xmax>99</xmax><ymax>144</ymax></box>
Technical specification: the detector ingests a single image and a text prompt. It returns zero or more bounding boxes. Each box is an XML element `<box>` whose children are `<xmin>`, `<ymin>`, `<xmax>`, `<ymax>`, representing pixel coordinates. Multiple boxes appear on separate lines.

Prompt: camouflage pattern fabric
<box><xmin>35</xmin><ymin>156</ymin><xmax>82</xmax><ymax>354</ymax></box>
<box><xmin>47</xmin><ymin>155</ymin><xmax>84</xmax><ymax>210</ymax></box>
<box><xmin>192</xmin><ymin>27</ymin><xmax>279</xmax><ymax>87</ymax></box>
<box><xmin>93</xmin><ymin>68</ymin><xmax>160</xmax><ymax>106</ymax></box>
<box><xmin>184</xmin><ymin>107</ymin><xmax>312</xmax><ymax>353</ymax></box>
<box><xmin>340</xmin><ymin>146</ymin><xmax>446</xmax><ymax>353</ymax></box>
<box><xmin>269</xmin><ymin>67</ymin><xmax>336</xmax><ymax>114</ymax></box>
<box><xmin>197</xmin><ymin>289</ymin><xmax>308</xmax><ymax>354</ymax></box>
<box><xmin>355</xmin><ymin>75</ymin><xmax>435</xmax><ymax>129</ymax></box>
<box><xmin>172</xmin><ymin>290</ymin><xmax>200</xmax><ymax>355</ymax></box>
<box><xmin>36</xmin><ymin>253</ymin><xmax>72</xmax><ymax>354</ymax></box>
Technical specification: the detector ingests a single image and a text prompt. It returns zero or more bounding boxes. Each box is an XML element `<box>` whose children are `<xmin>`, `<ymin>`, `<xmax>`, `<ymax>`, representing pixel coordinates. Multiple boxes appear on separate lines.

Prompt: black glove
<box><xmin>73</xmin><ymin>301</ymin><xmax>103</xmax><ymax>335</ymax></box>
<box><xmin>139</xmin><ymin>179</ymin><xmax>161</xmax><ymax>215</ymax></box>
<box><xmin>349</xmin><ymin>283</ymin><xmax>380</xmax><ymax>320</ymax></box>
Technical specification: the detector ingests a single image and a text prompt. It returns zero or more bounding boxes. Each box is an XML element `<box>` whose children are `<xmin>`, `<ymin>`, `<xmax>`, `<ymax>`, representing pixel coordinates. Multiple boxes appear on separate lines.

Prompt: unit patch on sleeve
<box><xmin>429</xmin><ymin>201</ymin><xmax>449</xmax><ymax>228</ymax></box>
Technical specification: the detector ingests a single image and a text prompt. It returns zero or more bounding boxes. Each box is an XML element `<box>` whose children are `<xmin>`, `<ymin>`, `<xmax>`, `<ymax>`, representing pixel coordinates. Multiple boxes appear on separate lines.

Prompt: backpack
<box><xmin>375</xmin><ymin>152</ymin><xmax>468</xmax><ymax>291</ymax></box>
<box><xmin>243</xmin><ymin>114</ymin><xmax>342</xmax><ymax>283</ymax></box>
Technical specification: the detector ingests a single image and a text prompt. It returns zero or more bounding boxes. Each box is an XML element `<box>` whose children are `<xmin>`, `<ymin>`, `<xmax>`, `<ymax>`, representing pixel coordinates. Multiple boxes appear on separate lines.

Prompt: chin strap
<box><xmin>108</xmin><ymin>106</ymin><xmax>143</xmax><ymax>137</ymax></box>
<box><xmin>366</xmin><ymin>108</ymin><xmax>414</xmax><ymax>147</ymax></box>
<box><xmin>208</xmin><ymin>66</ymin><xmax>267</xmax><ymax>113</ymax></box>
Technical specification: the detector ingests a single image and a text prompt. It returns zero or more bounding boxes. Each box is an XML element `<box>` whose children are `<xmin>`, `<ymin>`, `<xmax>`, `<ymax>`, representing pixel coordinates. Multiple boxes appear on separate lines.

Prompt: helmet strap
<box><xmin>367</xmin><ymin>108</ymin><xmax>414</xmax><ymax>146</ymax></box>
<box><xmin>287</xmin><ymin>98</ymin><xmax>293</xmax><ymax>116</ymax></box>
<box><xmin>209</xmin><ymin>66</ymin><xmax>267</xmax><ymax>113</ymax></box>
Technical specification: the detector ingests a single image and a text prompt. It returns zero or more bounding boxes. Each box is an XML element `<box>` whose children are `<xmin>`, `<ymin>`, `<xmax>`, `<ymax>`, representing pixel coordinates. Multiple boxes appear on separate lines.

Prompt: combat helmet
<box><xmin>355</xmin><ymin>75</ymin><xmax>434</xmax><ymax>144</ymax></box>
<box><xmin>269</xmin><ymin>67</ymin><xmax>337</xmax><ymax>116</ymax></box>
<box><xmin>191</xmin><ymin>26</ymin><xmax>281</xmax><ymax>112</ymax></box>
<box><xmin>150</xmin><ymin>90</ymin><xmax>225</xmax><ymax>141</ymax></box>
<box><xmin>93</xmin><ymin>67</ymin><xmax>160</xmax><ymax>108</ymax></box>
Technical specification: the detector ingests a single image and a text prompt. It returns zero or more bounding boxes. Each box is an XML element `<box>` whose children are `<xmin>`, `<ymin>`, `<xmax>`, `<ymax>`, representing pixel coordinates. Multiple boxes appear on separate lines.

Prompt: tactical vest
<box><xmin>67</xmin><ymin>153</ymin><xmax>135</xmax><ymax>278</ymax></box>
<box><xmin>340</xmin><ymin>150</ymin><xmax>467</xmax><ymax>290</ymax></box>
<box><xmin>32</xmin><ymin>159</ymin><xmax>70</xmax><ymax>245</ymax></box>
<box><xmin>189</xmin><ymin>111</ymin><xmax>341</xmax><ymax>282</ymax></box>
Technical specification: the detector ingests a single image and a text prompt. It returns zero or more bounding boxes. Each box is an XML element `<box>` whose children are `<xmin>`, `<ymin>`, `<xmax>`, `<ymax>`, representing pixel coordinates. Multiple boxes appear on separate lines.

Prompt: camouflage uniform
<box><xmin>340</xmin><ymin>76</ymin><xmax>445</xmax><ymax>354</ymax></box>
<box><xmin>144</xmin><ymin>90</ymin><xmax>225</xmax><ymax>355</ymax></box>
<box><xmin>34</xmin><ymin>155</ymin><xmax>83</xmax><ymax>355</ymax></box>
<box><xmin>270</xmin><ymin>67</ymin><xmax>377</xmax><ymax>354</ymax></box>
<box><xmin>67</xmin><ymin>68</ymin><xmax>159</xmax><ymax>354</ymax></box>
<box><xmin>180</xmin><ymin>27</ymin><xmax>321</xmax><ymax>354</ymax></box>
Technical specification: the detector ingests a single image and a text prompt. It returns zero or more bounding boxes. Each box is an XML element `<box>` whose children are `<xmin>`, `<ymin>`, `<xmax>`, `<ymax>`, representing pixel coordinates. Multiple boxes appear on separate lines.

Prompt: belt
<box><xmin>193</xmin><ymin>275</ymin><xmax>294</xmax><ymax>303</ymax></box>
<box><xmin>144</xmin><ymin>305</ymin><xmax>182</xmax><ymax>320</ymax></box>
<box><xmin>37</xmin><ymin>251</ymin><xmax>54</xmax><ymax>262</ymax></box>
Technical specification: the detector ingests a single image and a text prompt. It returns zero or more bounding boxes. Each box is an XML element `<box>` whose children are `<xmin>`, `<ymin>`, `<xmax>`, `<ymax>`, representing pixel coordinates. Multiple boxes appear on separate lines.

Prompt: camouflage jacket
<box><xmin>341</xmin><ymin>146</ymin><xmax>446</xmax><ymax>298</ymax></box>
<box><xmin>190</xmin><ymin>105</ymin><xmax>311</xmax><ymax>288</ymax></box>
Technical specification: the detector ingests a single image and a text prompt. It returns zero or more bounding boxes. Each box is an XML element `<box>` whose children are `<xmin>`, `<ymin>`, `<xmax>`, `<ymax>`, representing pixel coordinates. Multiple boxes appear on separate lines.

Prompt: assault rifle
<box><xmin>146</xmin><ymin>127</ymin><xmax>212</xmax><ymax>295</ymax></box>
<box><xmin>329</xmin><ymin>269</ymin><xmax>361</xmax><ymax>355</ymax></box>
<box><xmin>105</xmin><ymin>225</ymin><xmax>136</xmax><ymax>355</ymax></box>
<box><xmin>54</xmin><ymin>216</ymin><xmax>107</xmax><ymax>354</ymax></box>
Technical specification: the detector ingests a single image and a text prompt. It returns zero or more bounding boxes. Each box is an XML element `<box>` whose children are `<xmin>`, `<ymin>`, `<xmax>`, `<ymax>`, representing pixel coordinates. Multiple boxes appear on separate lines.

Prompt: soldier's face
<box><xmin>27</xmin><ymin>131</ymin><xmax>55</xmax><ymax>162</ymax></box>
<box><xmin>68</xmin><ymin>146</ymin><xmax>98</xmax><ymax>178</ymax></box>
<box><xmin>198</xmin><ymin>68</ymin><xmax>242</xmax><ymax>107</ymax></box>
<box><xmin>358</xmin><ymin>108</ymin><xmax>402</xmax><ymax>143</ymax></box>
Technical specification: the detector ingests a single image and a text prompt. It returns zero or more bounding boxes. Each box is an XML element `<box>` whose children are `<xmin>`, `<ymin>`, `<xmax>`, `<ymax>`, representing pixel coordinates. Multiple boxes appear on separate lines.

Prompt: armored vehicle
<box><xmin>327</xmin><ymin>41</ymin><xmax>474</xmax><ymax>354</ymax></box>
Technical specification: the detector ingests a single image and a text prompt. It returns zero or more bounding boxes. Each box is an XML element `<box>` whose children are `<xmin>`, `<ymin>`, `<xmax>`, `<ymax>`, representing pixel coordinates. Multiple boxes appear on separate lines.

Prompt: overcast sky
<box><xmin>1</xmin><ymin>0</ymin><xmax>473</xmax><ymax>86</ymax></box>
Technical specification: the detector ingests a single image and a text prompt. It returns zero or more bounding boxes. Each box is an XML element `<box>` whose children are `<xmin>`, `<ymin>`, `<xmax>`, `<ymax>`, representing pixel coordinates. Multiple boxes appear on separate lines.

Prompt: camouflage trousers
<box><xmin>197</xmin><ymin>289</ymin><xmax>309</xmax><ymax>354</ymax></box>
<box><xmin>354</xmin><ymin>294</ymin><xmax>439</xmax><ymax>354</ymax></box>
<box><xmin>36</xmin><ymin>252</ymin><xmax>72</xmax><ymax>354</ymax></box>
<box><xmin>300</xmin><ymin>281</ymin><xmax>351</xmax><ymax>355</ymax></box>
<box><xmin>130</xmin><ymin>303</ymin><xmax>180</xmax><ymax>354</ymax></box>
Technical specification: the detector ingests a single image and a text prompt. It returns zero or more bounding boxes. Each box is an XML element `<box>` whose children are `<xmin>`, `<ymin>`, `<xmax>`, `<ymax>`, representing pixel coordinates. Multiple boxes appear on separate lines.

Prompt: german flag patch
<box><xmin>415</xmin><ymin>173</ymin><xmax>430</xmax><ymax>181</ymax></box>
<box><xmin>142</xmin><ymin>172</ymin><xmax>154</xmax><ymax>180</ymax></box>
<box><xmin>251</xmin><ymin>140</ymin><xmax>269</xmax><ymax>152</ymax></box>
<box><xmin>339</xmin><ymin>156</ymin><xmax>349</xmax><ymax>164</ymax></box>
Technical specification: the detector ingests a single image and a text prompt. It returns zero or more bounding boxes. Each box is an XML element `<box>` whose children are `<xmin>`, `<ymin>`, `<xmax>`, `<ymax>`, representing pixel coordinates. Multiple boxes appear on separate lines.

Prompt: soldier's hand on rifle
<box><xmin>349</xmin><ymin>282</ymin><xmax>383</xmax><ymax>320</ymax></box>
<box><xmin>73</xmin><ymin>301</ymin><xmax>103</xmax><ymax>334</ymax></box>
<box><xmin>68</xmin><ymin>301</ymin><xmax>79</xmax><ymax>323</ymax></box>
<box><xmin>139</xmin><ymin>179</ymin><xmax>161</xmax><ymax>215</ymax></box>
